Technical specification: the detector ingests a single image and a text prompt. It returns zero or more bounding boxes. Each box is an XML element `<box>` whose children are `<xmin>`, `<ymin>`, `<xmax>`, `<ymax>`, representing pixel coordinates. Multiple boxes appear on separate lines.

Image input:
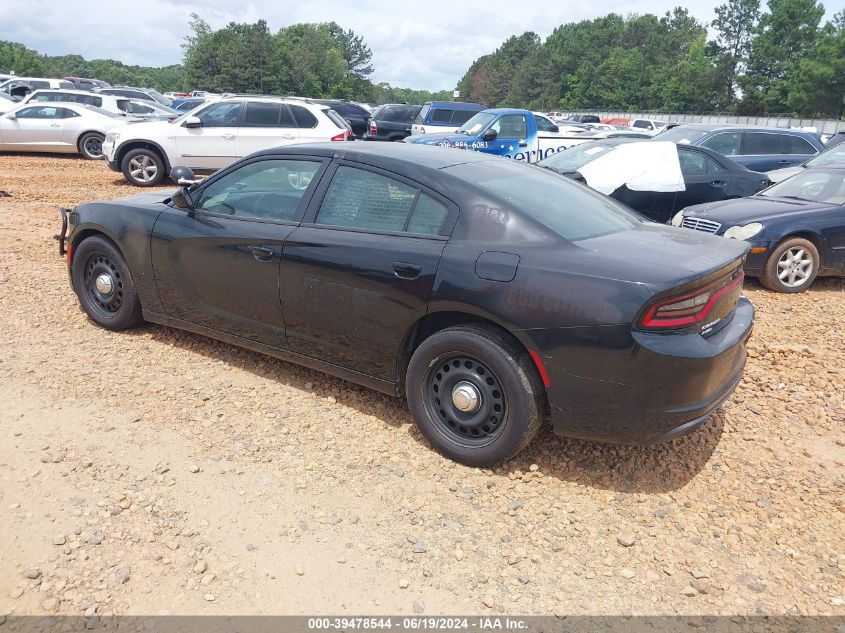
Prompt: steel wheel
<box><xmin>424</xmin><ymin>355</ymin><xmax>508</xmax><ymax>448</ymax></box>
<box><xmin>79</xmin><ymin>133</ymin><xmax>105</xmax><ymax>159</ymax></box>
<box><xmin>776</xmin><ymin>246</ymin><xmax>813</xmax><ymax>288</ymax></box>
<box><xmin>83</xmin><ymin>253</ymin><xmax>124</xmax><ymax>317</ymax></box>
<box><xmin>128</xmin><ymin>155</ymin><xmax>158</xmax><ymax>183</ymax></box>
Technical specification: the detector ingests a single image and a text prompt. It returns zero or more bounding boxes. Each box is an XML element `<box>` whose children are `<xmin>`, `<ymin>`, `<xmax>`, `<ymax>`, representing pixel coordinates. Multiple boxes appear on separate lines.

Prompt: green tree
<box><xmin>710</xmin><ymin>0</ymin><xmax>760</xmax><ymax>108</ymax></box>
<box><xmin>742</xmin><ymin>0</ymin><xmax>825</xmax><ymax>113</ymax></box>
<box><xmin>785</xmin><ymin>11</ymin><xmax>845</xmax><ymax>116</ymax></box>
<box><xmin>326</xmin><ymin>23</ymin><xmax>374</xmax><ymax>80</ymax></box>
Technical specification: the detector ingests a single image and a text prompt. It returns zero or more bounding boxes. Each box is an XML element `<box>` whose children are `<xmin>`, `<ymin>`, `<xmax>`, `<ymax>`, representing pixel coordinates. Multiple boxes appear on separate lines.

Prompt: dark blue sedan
<box><xmin>674</xmin><ymin>167</ymin><xmax>845</xmax><ymax>292</ymax></box>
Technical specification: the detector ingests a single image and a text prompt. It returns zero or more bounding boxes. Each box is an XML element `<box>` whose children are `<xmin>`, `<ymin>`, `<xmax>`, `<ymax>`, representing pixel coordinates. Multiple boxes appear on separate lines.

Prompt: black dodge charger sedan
<box><xmin>58</xmin><ymin>143</ymin><xmax>754</xmax><ymax>466</ymax></box>
<box><xmin>673</xmin><ymin>166</ymin><xmax>845</xmax><ymax>292</ymax></box>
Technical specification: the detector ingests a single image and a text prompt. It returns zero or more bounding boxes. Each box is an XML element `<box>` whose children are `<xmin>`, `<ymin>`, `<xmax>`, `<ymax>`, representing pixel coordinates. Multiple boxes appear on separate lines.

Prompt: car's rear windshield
<box><xmin>377</xmin><ymin>105</ymin><xmax>420</xmax><ymax>123</ymax></box>
<box><xmin>653</xmin><ymin>127</ymin><xmax>711</xmax><ymax>144</ymax></box>
<box><xmin>446</xmin><ymin>161</ymin><xmax>640</xmax><ymax>241</ymax></box>
<box><xmin>539</xmin><ymin>143</ymin><xmax>616</xmax><ymax>173</ymax></box>
<box><xmin>806</xmin><ymin>146</ymin><xmax>845</xmax><ymax>168</ymax></box>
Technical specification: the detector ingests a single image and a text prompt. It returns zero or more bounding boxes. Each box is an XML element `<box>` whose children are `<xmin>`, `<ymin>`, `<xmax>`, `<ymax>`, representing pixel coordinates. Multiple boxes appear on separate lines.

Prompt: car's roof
<box><xmin>424</xmin><ymin>101</ymin><xmax>484</xmax><ymax>109</ymax></box>
<box><xmin>253</xmin><ymin>141</ymin><xmax>497</xmax><ymax>170</ymax></box>
<box><xmin>28</xmin><ymin>88</ymin><xmax>113</xmax><ymax>97</ymax></box>
<box><xmin>669</xmin><ymin>123</ymin><xmax>819</xmax><ymax>136</ymax></box>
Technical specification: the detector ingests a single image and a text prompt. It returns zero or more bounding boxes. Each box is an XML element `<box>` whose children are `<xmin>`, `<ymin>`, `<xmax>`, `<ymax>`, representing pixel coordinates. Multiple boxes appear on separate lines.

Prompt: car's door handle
<box><xmin>776</xmin><ymin>160</ymin><xmax>790</xmax><ymax>164</ymax></box>
<box><xmin>518</xmin><ymin>141</ymin><xmax>527</xmax><ymax>147</ymax></box>
<box><xmin>250</xmin><ymin>246</ymin><xmax>275</xmax><ymax>262</ymax></box>
<box><xmin>711</xmin><ymin>180</ymin><xmax>727</xmax><ymax>187</ymax></box>
<box><xmin>222</xmin><ymin>133</ymin><xmax>235</xmax><ymax>140</ymax></box>
<box><xmin>282</xmin><ymin>134</ymin><xmax>296</xmax><ymax>140</ymax></box>
<box><xmin>50</xmin><ymin>123</ymin><xmax>61</xmax><ymax>127</ymax></box>
<box><xmin>393</xmin><ymin>261</ymin><xmax>422</xmax><ymax>279</ymax></box>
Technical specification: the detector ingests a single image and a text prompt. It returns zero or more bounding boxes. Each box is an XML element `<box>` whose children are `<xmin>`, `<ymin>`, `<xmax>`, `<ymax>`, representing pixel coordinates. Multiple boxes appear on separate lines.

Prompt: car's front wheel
<box><xmin>121</xmin><ymin>148</ymin><xmax>165</xmax><ymax>187</ymax></box>
<box><xmin>78</xmin><ymin>132</ymin><xmax>105</xmax><ymax>160</ymax></box>
<box><xmin>71</xmin><ymin>236</ymin><xmax>143</xmax><ymax>330</ymax></box>
<box><xmin>761</xmin><ymin>237</ymin><xmax>820</xmax><ymax>293</ymax></box>
<box><xmin>406</xmin><ymin>325</ymin><xmax>544</xmax><ymax>467</ymax></box>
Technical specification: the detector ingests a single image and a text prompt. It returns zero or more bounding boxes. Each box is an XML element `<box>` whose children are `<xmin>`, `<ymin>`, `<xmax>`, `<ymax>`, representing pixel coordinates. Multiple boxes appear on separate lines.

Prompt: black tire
<box><xmin>121</xmin><ymin>147</ymin><xmax>165</xmax><ymax>187</ymax></box>
<box><xmin>78</xmin><ymin>132</ymin><xmax>105</xmax><ymax>160</ymax></box>
<box><xmin>760</xmin><ymin>237</ymin><xmax>820</xmax><ymax>293</ymax></box>
<box><xmin>405</xmin><ymin>325</ymin><xmax>544</xmax><ymax>467</ymax></box>
<box><xmin>71</xmin><ymin>236</ymin><xmax>143</xmax><ymax>331</ymax></box>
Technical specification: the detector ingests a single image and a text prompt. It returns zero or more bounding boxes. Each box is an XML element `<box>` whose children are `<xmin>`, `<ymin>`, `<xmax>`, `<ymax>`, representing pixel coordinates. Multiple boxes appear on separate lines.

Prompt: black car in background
<box><xmin>365</xmin><ymin>103</ymin><xmax>421</xmax><ymax>142</ymax></box>
<box><xmin>674</xmin><ymin>166</ymin><xmax>845</xmax><ymax>292</ymax></box>
<box><xmin>312</xmin><ymin>99</ymin><xmax>371</xmax><ymax>138</ymax></box>
<box><xmin>540</xmin><ymin>139</ymin><xmax>770</xmax><ymax>223</ymax></box>
<box><xmin>58</xmin><ymin>143</ymin><xmax>752</xmax><ymax>466</ymax></box>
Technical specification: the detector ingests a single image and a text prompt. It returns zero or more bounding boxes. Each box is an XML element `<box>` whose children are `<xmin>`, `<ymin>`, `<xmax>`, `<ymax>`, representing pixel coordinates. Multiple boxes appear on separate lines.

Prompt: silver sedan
<box><xmin>0</xmin><ymin>102</ymin><xmax>124</xmax><ymax>159</ymax></box>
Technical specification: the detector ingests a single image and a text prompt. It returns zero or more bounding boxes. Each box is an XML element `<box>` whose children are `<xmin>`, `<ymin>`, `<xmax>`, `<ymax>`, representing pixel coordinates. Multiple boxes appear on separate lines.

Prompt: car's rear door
<box><xmin>279</xmin><ymin>162</ymin><xmax>455</xmax><ymax>382</ymax></box>
<box><xmin>150</xmin><ymin>155</ymin><xmax>329</xmax><ymax>348</ymax></box>
<box><xmin>781</xmin><ymin>134</ymin><xmax>821</xmax><ymax>170</ymax></box>
<box><xmin>737</xmin><ymin>131</ymin><xmax>786</xmax><ymax>172</ymax></box>
<box><xmin>175</xmin><ymin>101</ymin><xmax>243</xmax><ymax>170</ymax></box>
<box><xmin>235</xmin><ymin>102</ymin><xmax>299</xmax><ymax>158</ymax></box>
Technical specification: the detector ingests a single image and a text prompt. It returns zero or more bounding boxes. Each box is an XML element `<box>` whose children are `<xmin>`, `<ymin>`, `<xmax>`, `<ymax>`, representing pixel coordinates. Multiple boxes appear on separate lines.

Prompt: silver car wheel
<box><xmin>128</xmin><ymin>155</ymin><xmax>158</xmax><ymax>183</ymax></box>
<box><xmin>776</xmin><ymin>247</ymin><xmax>814</xmax><ymax>287</ymax></box>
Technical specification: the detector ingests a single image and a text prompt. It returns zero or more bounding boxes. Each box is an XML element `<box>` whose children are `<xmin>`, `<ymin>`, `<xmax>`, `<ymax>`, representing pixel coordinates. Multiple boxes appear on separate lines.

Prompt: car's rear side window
<box><xmin>290</xmin><ymin>105</ymin><xmax>317</xmax><ymax>128</ymax></box>
<box><xmin>702</xmin><ymin>132</ymin><xmax>742</xmax><ymax>156</ymax></box>
<box><xmin>324</xmin><ymin>108</ymin><xmax>347</xmax><ymax>129</ymax></box>
<box><xmin>244</xmin><ymin>102</ymin><xmax>282</xmax><ymax>127</ymax></box>
<box><xmin>743</xmin><ymin>132</ymin><xmax>782</xmax><ymax>155</ymax></box>
<box><xmin>316</xmin><ymin>166</ymin><xmax>446</xmax><ymax>235</ymax></box>
<box><xmin>431</xmin><ymin>108</ymin><xmax>454</xmax><ymax>123</ymax></box>
<box><xmin>784</xmin><ymin>135</ymin><xmax>817</xmax><ymax>155</ymax></box>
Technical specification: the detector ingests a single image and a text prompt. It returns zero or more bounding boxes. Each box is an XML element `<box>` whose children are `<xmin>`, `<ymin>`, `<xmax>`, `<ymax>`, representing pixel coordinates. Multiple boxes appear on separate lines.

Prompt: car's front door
<box><xmin>0</xmin><ymin>105</ymin><xmax>72</xmax><ymax>149</ymax></box>
<box><xmin>175</xmin><ymin>101</ymin><xmax>243</xmax><ymax>170</ymax></box>
<box><xmin>150</xmin><ymin>156</ymin><xmax>328</xmax><ymax>348</ymax></box>
<box><xmin>235</xmin><ymin>102</ymin><xmax>299</xmax><ymax>158</ymax></box>
<box><xmin>279</xmin><ymin>163</ymin><xmax>454</xmax><ymax>382</ymax></box>
<box><xmin>484</xmin><ymin>114</ymin><xmax>530</xmax><ymax>159</ymax></box>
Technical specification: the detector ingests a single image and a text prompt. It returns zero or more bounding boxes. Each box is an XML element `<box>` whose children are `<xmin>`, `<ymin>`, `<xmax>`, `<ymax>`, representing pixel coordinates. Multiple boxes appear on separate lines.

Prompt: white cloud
<box><xmin>0</xmin><ymin>0</ymin><xmax>837</xmax><ymax>90</ymax></box>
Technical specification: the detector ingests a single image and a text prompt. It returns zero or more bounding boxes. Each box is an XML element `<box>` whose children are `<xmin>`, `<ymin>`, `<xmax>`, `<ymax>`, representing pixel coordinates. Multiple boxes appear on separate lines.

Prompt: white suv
<box><xmin>102</xmin><ymin>96</ymin><xmax>353</xmax><ymax>186</ymax></box>
<box><xmin>21</xmin><ymin>89</ymin><xmax>132</xmax><ymax>115</ymax></box>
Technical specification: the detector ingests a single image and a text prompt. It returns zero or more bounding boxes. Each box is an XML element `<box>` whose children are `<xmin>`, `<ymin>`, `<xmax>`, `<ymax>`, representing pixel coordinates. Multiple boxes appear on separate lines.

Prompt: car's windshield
<box><xmin>539</xmin><ymin>143</ymin><xmax>615</xmax><ymax>173</ymax></box>
<box><xmin>805</xmin><ymin>146</ymin><xmax>845</xmax><ymax>168</ymax></box>
<box><xmin>457</xmin><ymin>112</ymin><xmax>496</xmax><ymax>135</ymax></box>
<box><xmin>761</xmin><ymin>170</ymin><xmax>845</xmax><ymax>204</ymax></box>
<box><xmin>447</xmin><ymin>160</ymin><xmax>640</xmax><ymax>241</ymax></box>
<box><xmin>653</xmin><ymin>127</ymin><xmax>711</xmax><ymax>144</ymax></box>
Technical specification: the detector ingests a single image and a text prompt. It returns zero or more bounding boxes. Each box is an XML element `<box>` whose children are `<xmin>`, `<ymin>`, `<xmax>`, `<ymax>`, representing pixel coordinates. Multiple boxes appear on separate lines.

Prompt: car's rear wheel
<box><xmin>761</xmin><ymin>237</ymin><xmax>819</xmax><ymax>293</ymax></box>
<box><xmin>406</xmin><ymin>325</ymin><xmax>544</xmax><ymax>467</ymax></box>
<box><xmin>71</xmin><ymin>236</ymin><xmax>143</xmax><ymax>330</ymax></box>
<box><xmin>78</xmin><ymin>132</ymin><xmax>105</xmax><ymax>160</ymax></box>
<box><xmin>121</xmin><ymin>148</ymin><xmax>165</xmax><ymax>187</ymax></box>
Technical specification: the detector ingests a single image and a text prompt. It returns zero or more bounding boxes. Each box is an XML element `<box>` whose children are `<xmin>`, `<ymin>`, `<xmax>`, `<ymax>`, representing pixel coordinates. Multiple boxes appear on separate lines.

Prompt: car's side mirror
<box><xmin>171</xmin><ymin>188</ymin><xmax>194</xmax><ymax>209</ymax></box>
<box><xmin>483</xmin><ymin>128</ymin><xmax>497</xmax><ymax>141</ymax></box>
<box><xmin>183</xmin><ymin>115</ymin><xmax>202</xmax><ymax>129</ymax></box>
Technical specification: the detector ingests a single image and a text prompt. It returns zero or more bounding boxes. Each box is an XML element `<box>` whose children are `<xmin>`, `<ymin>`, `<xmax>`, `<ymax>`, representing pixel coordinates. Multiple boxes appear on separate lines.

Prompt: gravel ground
<box><xmin>0</xmin><ymin>154</ymin><xmax>844</xmax><ymax>617</ymax></box>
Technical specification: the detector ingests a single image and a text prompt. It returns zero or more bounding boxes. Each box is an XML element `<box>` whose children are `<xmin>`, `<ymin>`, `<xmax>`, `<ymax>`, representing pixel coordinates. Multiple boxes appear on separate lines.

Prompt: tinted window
<box><xmin>653</xmin><ymin>127</ymin><xmax>710</xmax><ymax>143</ymax></box>
<box><xmin>406</xmin><ymin>194</ymin><xmax>447</xmax><ymax>235</ymax></box>
<box><xmin>534</xmin><ymin>115</ymin><xmax>557</xmax><ymax>133</ymax></box>
<box><xmin>379</xmin><ymin>105</ymin><xmax>419</xmax><ymax>123</ymax></box>
<box><xmin>491</xmin><ymin>114</ymin><xmax>528</xmax><ymax>138</ymax></box>
<box><xmin>447</xmin><ymin>160</ymin><xmax>639</xmax><ymax>241</ymax></box>
<box><xmin>15</xmin><ymin>106</ymin><xmax>65</xmax><ymax>119</ymax></box>
<box><xmin>540</xmin><ymin>143</ymin><xmax>614</xmax><ymax>173</ymax></box>
<box><xmin>130</xmin><ymin>102</ymin><xmax>154</xmax><ymax>114</ymax></box>
<box><xmin>59</xmin><ymin>81</ymin><xmax>74</xmax><ymax>90</ymax></box>
<box><xmin>451</xmin><ymin>109</ymin><xmax>478</xmax><ymax>124</ymax></box>
<box><xmin>678</xmin><ymin>149</ymin><xmax>722</xmax><ymax>176</ymax></box>
<box><xmin>761</xmin><ymin>169</ymin><xmax>845</xmax><ymax>204</ymax></box>
<box><xmin>196</xmin><ymin>102</ymin><xmax>242</xmax><ymax>128</ymax></box>
<box><xmin>743</xmin><ymin>132</ymin><xmax>782</xmax><ymax>155</ymax></box>
<box><xmin>702</xmin><ymin>132</ymin><xmax>742</xmax><ymax>156</ymax></box>
<box><xmin>783</xmin><ymin>135</ymin><xmax>816</xmax><ymax>155</ymax></box>
<box><xmin>116</xmin><ymin>100</ymin><xmax>132</xmax><ymax>113</ymax></box>
<box><xmin>317</xmin><ymin>166</ymin><xmax>417</xmax><ymax>232</ymax></box>
<box><xmin>290</xmin><ymin>105</ymin><xmax>317</xmax><ymax>128</ymax></box>
<box><xmin>196</xmin><ymin>159</ymin><xmax>320</xmax><ymax>221</ymax></box>
<box><xmin>431</xmin><ymin>108</ymin><xmax>454</xmax><ymax>123</ymax></box>
<box><xmin>632</xmin><ymin>120</ymin><xmax>650</xmax><ymax>129</ymax></box>
<box><xmin>244</xmin><ymin>102</ymin><xmax>282</xmax><ymax>127</ymax></box>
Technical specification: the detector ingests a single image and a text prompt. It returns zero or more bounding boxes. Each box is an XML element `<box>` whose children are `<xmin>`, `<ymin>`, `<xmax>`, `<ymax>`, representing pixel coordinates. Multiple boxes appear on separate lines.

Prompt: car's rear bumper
<box><xmin>536</xmin><ymin>296</ymin><xmax>754</xmax><ymax>445</ymax></box>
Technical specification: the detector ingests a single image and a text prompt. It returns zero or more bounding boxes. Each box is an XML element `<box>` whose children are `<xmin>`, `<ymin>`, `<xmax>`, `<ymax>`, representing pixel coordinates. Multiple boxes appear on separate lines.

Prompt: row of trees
<box><xmin>457</xmin><ymin>0</ymin><xmax>845</xmax><ymax>117</ymax></box>
<box><xmin>0</xmin><ymin>15</ymin><xmax>451</xmax><ymax>105</ymax></box>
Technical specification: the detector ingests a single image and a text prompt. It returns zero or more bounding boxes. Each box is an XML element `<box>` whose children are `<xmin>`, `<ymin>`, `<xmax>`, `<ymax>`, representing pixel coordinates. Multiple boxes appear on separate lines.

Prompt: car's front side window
<box><xmin>16</xmin><ymin>106</ymin><xmax>61</xmax><ymax>119</ymax></box>
<box><xmin>195</xmin><ymin>159</ymin><xmax>321</xmax><ymax>222</ymax></box>
<box><xmin>316</xmin><ymin>166</ymin><xmax>446</xmax><ymax>235</ymax></box>
<box><xmin>701</xmin><ymin>132</ymin><xmax>742</xmax><ymax>156</ymax></box>
<box><xmin>196</xmin><ymin>102</ymin><xmax>243</xmax><ymax>128</ymax></box>
<box><xmin>492</xmin><ymin>115</ymin><xmax>528</xmax><ymax>139</ymax></box>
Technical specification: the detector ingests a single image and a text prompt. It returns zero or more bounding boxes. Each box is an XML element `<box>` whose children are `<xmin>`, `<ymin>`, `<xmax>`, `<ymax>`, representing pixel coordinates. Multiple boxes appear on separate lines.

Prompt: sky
<box><xmin>0</xmin><ymin>0</ymin><xmax>838</xmax><ymax>91</ymax></box>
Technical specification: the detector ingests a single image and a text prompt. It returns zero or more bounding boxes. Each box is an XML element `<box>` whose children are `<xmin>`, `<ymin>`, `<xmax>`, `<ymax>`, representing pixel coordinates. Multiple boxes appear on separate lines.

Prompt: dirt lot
<box><xmin>0</xmin><ymin>155</ymin><xmax>844</xmax><ymax>617</ymax></box>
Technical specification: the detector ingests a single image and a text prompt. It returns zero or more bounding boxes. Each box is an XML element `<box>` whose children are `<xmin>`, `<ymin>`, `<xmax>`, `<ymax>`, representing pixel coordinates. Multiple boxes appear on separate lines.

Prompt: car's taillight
<box><xmin>330</xmin><ymin>132</ymin><xmax>347</xmax><ymax>142</ymax></box>
<box><xmin>369</xmin><ymin>120</ymin><xmax>377</xmax><ymax>136</ymax></box>
<box><xmin>640</xmin><ymin>270</ymin><xmax>744</xmax><ymax>330</ymax></box>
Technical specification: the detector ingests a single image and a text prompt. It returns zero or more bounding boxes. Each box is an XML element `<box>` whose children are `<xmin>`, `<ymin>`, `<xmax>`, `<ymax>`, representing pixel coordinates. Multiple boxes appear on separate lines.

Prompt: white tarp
<box><xmin>577</xmin><ymin>141</ymin><xmax>685</xmax><ymax>195</ymax></box>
